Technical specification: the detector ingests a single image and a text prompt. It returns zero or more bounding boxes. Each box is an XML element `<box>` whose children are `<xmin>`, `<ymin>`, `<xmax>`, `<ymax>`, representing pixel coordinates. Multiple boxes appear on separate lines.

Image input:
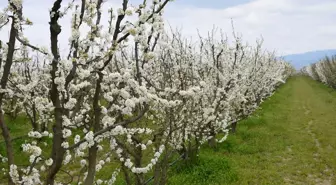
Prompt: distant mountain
<box><xmin>282</xmin><ymin>49</ymin><xmax>336</xmax><ymax>70</ymax></box>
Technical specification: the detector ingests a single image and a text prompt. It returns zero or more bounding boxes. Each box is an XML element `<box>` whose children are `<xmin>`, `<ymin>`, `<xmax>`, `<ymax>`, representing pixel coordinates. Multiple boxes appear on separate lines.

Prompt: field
<box><xmin>0</xmin><ymin>1</ymin><xmax>334</xmax><ymax>184</ymax></box>
<box><xmin>2</xmin><ymin>76</ymin><xmax>336</xmax><ymax>184</ymax></box>
<box><xmin>168</xmin><ymin>76</ymin><xmax>336</xmax><ymax>185</ymax></box>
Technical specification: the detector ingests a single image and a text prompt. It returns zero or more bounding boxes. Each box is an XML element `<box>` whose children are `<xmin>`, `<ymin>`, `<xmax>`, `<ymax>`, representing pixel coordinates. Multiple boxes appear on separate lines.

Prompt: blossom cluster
<box><xmin>0</xmin><ymin>0</ymin><xmax>294</xmax><ymax>184</ymax></box>
<box><xmin>301</xmin><ymin>55</ymin><xmax>336</xmax><ymax>88</ymax></box>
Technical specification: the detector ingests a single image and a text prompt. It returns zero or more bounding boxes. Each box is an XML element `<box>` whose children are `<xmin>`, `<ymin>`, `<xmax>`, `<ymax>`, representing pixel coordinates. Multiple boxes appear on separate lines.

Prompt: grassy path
<box><xmin>169</xmin><ymin>76</ymin><xmax>336</xmax><ymax>185</ymax></box>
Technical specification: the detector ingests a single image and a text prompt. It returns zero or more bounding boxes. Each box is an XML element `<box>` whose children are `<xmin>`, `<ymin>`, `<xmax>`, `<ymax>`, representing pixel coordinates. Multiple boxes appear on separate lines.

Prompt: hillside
<box><xmin>283</xmin><ymin>50</ymin><xmax>336</xmax><ymax>70</ymax></box>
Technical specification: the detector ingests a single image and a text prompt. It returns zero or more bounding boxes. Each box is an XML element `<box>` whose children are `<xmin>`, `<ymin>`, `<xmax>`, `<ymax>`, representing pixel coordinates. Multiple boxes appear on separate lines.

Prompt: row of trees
<box><xmin>0</xmin><ymin>0</ymin><xmax>294</xmax><ymax>184</ymax></box>
<box><xmin>301</xmin><ymin>55</ymin><xmax>336</xmax><ymax>88</ymax></box>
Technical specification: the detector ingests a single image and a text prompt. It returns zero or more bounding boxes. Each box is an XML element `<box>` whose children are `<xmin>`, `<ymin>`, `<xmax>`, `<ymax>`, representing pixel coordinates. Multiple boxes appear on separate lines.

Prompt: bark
<box><xmin>0</xmin><ymin>113</ymin><xmax>15</xmax><ymax>185</ymax></box>
<box><xmin>46</xmin><ymin>108</ymin><xmax>64</xmax><ymax>185</ymax></box>
<box><xmin>46</xmin><ymin>1</ymin><xmax>65</xmax><ymax>184</ymax></box>
<box><xmin>208</xmin><ymin>136</ymin><xmax>217</xmax><ymax>148</ymax></box>
<box><xmin>83</xmin><ymin>74</ymin><xmax>103</xmax><ymax>185</ymax></box>
<box><xmin>134</xmin><ymin>144</ymin><xmax>144</xmax><ymax>185</ymax></box>
<box><xmin>230</xmin><ymin>121</ymin><xmax>237</xmax><ymax>134</ymax></box>
<box><xmin>0</xmin><ymin>10</ymin><xmax>19</xmax><ymax>185</ymax></box>
<box><xmin>84</xmin><ymin>144</ymin><xmax>98</xmax><ymax>185</ymax></box>
<box><xmin>121</xmin><ymin>166</ymin><xmax>132</xmax><ymax>185</ymax></box>
<box><xmin>159</xmin><ymin>153</ymin><xmax>169</xmax><ymax>185</ymax></box>
<box><xmin>153</xmin><ymin>150</ymin><xmax>169</xmax><ymax>185</ymax></box>
<box><xmin>208</xmin><ymin>127</ymin><xmax>217</xmax><ymax>148</ymax></box>
<box><xmin>32</xmin><ymin>101</ymin><xmax>38</xmax><ymax>131</ymax></box>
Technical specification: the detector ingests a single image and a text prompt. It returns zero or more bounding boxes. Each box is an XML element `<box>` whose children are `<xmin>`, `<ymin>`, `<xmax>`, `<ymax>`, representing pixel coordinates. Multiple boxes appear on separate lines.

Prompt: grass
<box><xmin>1</xmin><ymin>76</ymin><xmax>336</xmax><ymax>184</ymax></box>
<box><xmin>0</xmin><ymin>116</ymin><xmax>32</xmax><ymax>168</ymax></box>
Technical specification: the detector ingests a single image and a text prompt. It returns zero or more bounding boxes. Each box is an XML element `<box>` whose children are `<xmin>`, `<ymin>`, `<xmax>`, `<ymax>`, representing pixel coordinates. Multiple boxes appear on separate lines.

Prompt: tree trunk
<box><xmin>230</xmin><ymin>121</ymin><xmax>237</xmax><ymax>133</ymax></box>
<box><xmin>84</xmin><ymin>74</ymin><xmax>102</xmax><ymax>185</ymax></box>
<box><xmin>121</xmin><ymin>166</ymin><xmax>132</xmax><ymax>185</ymax></box>
<box><xmin>84</xmin><ymin>145</ymin><xmax>98</xmax><ymax>185</ymax></box>
<box><xmin>46</xmin><ymin>108</ymin><xmax>65</xmax><ymax>185</ymax></box>
<box><xmin>0</xmin><ymin>10</ymin><xmax>20</xmax><ymax>185</ymax></box>
<box><xmin>208</xmin><ymin>136</ymin><xmax>217</xmax><ymax>148</ymax></box>
<box><xmin>32</xmin><ymin>97</ymin><xmax>39</xmax><ymax>131</ymax></box>
<box><xmin>159</xmin><ymin>151</ymin><xmax>169</xmax><ymax>185</ymax></box>
<box><xmin>46</xmin><ymin>1</ymin><xmax>65</xmax><ymax>184</ymax></box>
<box><xmin>0</xmin><ymin>112</ymin><xmax>15</xmax><ymax>185</ymax></box>
<box><xmin>134</xmin><ymin>147</ymin><xmax>144</xmax><ymax>185</ymax></box>
<box><xmin>208</xmin><ymin>128</ymin><xmax>217</xmax><ymax>148</ymax></box>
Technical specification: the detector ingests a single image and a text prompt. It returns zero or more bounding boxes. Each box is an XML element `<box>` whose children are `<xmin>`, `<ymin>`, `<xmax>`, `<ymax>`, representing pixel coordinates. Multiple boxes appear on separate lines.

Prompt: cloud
<box><xmin>164</xmin><ymin>0</ymin><xmax>336</xmax><ymax>55</ymax></box>
<box><xmin>0</xmin><ymin>0</ymin><xmax>335</xmax><ymax>55</ymax></box>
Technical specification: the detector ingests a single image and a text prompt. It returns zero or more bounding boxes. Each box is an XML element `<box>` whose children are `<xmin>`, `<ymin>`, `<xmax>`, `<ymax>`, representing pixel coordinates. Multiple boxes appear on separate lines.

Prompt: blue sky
<box><xmin>0</xmin><ymin>0</ymin><xmax>336</xmax><ymax>55</ymax></box>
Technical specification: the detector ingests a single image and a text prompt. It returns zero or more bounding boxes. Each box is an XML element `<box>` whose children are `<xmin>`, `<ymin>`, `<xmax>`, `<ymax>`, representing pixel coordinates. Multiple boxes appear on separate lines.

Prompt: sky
<box><xmin>0</xmin><ymin>0</ymin><xmax>335</xmax><ymax>55</ymax></box>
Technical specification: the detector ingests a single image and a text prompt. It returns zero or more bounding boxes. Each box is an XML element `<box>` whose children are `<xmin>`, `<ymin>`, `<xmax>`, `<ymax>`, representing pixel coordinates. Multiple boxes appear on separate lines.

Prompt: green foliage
<box><xmin>168</xmin><ymin>152</ymin><xmax>238</xmax><ymax>185</ymax></box>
